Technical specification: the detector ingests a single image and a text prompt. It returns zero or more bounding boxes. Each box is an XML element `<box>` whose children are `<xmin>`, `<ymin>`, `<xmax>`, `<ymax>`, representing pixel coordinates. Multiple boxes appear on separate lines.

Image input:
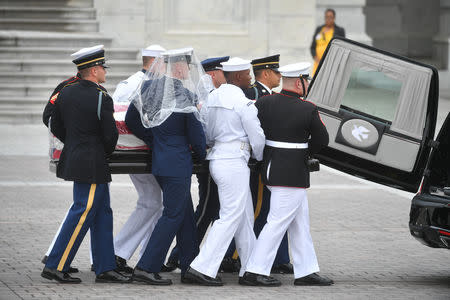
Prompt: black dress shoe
<box><xmin>219</xmin><ymin>257</ymin><xmax>240</xmax><ymax>273</ymax></box>
<box><xmin>132</xmin><ymin>267</ymin><xmax>172</xmax><ymax>285</ymax></box>
<box><xmin>182</xmin><ymin>267</ymin><xmax>223</xmax><ymax>286</ymax></box>
<box><xmin>41</xmin><ymin>255</ymin><xmax>48</xmax><ymax>264</ymax></box>
<box><xmin>161</xmin><ymin>260</ymin><xmax>178</xmax><ymax>272</ymax></box>
<box><xmin>67</xmin><ymin>266</ymin><xmax>79</xmax><ymax>273</ymax></box>
<box><xmin>115</xmin><ymin>255</ymin><xmax>133</xmax><ymax>274</ymax></box>
<box><xmin>239</xmin><ymin>272</ymin><xmax>281</xmax><ymax>287</ymax></box>
<box><xmin>41</xmin><ymin>267</ymin><xmax>81</xmax><ymax>284</ymax></box>
<box><xmin>41</xmin><ymin>256</ymin><xmax>78</xmax><ymax>273</ymax></box>
<box><xmin>271</xmin><ymin>263</ymin><xmax>294</xmax><ymax>274</ymax></box>
<box><xmin>294</xmin><ymin>273</ymin><xmax>334</xmax><ymax>286</ymax></box>
<box><xmin>95</xmin><ymin>270</ymin><xmax>132</xmax><ymax>283</ymax></box>
<box><xmin>91</xmin><ymin>264</ymin><xmax>95</xmax><ymax>272</ymax></box>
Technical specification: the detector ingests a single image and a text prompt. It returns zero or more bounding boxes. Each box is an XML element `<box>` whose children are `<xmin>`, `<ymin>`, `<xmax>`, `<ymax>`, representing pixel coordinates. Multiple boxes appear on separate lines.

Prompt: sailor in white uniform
<box><xmin>112</xmin><ymin>45</ymin><xmax>166</xmax><ymax>273</ymax></box>
<box><xmin>183</xmin><ymin>57</ymin><xmax>265</xmax><ymax>286</ymax></box>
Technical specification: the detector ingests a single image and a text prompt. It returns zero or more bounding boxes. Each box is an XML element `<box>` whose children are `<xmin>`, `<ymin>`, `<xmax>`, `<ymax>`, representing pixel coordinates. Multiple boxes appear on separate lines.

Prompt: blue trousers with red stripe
<box><xmin>45</xmin><ymin>182</ymin><xmax>116</xmax><ymax>275</ymax></box>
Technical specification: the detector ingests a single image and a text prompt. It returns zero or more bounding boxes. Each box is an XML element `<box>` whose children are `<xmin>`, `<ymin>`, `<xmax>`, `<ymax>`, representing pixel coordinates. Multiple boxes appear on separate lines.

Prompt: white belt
<box><xmin>265</xmin><ymin>139</ymin><xmax>308</xmax><ymax>149</ymax></box>
<box><xmin>214</xmin><ymin>140</ymin><xmax>251</xmax><ymax>151</ymax></box>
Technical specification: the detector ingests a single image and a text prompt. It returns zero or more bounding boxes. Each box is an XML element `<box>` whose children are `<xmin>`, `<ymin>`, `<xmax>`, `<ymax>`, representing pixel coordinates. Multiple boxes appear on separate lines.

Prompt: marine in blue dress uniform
<box><xmin>41</xmin><ymin>45</ymin><xmax>129</xmax><ymax>284</ymax></box>
<box><xmin>130</xmin><ymin>48</ymin><xmax>207</xmax><ymax>285</ymax></box>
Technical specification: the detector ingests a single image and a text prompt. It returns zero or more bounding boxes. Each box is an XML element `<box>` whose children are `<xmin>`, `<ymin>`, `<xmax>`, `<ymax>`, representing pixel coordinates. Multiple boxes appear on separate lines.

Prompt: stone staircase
<box><xmin>0</xmin><ymin>0</ymin><xmax>140</xmax><ymax>124</ymax></box>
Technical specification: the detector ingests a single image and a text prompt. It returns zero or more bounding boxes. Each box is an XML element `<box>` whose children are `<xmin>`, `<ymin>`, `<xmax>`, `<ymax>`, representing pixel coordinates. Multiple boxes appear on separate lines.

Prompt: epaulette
<box><xmin>96</xmin><ymin>87</ymin><xmax>109</xmax><ymax>97</ymax></box>
<box><xmin>49</xmin><ymin>78</ymin><xmax>80</xmax><ymax>104</ymax></box>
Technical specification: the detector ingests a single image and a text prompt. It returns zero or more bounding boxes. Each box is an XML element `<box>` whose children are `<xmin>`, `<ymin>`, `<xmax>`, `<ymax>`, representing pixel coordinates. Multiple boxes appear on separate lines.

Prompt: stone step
<box><xmin>0</xmin><ymin>104</ymin><xmax>46</xmax><ymax>113</ymax></box>
<box><xmin>0</xmin><ymin>30</ymin><xmax>113</xmax><ymax>47</ymax></box>
<box><xmin>0</xmin><ymin>109</ymin><xmax>44</xmax><ymax>124</ymax></box>
<box><xmin>0</xmin><ymin>6</ymin><xmax>96</xmax><ymax>20</ymax></box>
<box><xmin>0</xmin><ymin>71</ymin><xmax>130</xmax><ymax>85</ymax></box>
<box><xmin>0</xmin><ymin>0</ymin><xmax>94</xmax><ymax>8</ymax></box>
<box><xmin>0</xmin><ymin>96</ymin><xmax>46</xmax><ymax>107</ymax></box>
<box><xmin>0</xmin><ymin>18</ymin><xmax>99</xmax><ymax>32</ymax></box>
<box><xmin>0</xmin><ymin>59</ymin><xmax>141</xmax><ymax>73</ymax></box>
<box><xmin>0</xmin><ymin>47</ymin><xmax>139</xmax><ymax>60</ymax></box>
<box><xmin>0</xmin><ymin>83</ymin><xmax>116</xmax><ymax>97</ymax></box>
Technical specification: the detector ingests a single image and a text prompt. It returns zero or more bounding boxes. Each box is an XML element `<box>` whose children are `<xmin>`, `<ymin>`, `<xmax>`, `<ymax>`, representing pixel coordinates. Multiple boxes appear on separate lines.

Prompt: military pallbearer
<box><xmin>42</xmin><ymin>45</ymin><xmax>130</xmax><ymax>283</ymax></box>
<box><xmin>241</xmin><ymin>62</ymin><xmax>333</xmax><ymax>286</ymax></box>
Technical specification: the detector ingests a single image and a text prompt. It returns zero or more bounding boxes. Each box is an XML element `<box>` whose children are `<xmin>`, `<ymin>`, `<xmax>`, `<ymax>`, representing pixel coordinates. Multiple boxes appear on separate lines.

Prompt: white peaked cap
<box><xmin>278</xmin><ymin>62</ymin><xmax>311</xmax><ymax>77</ymax></box>
<box><xmin>70</xmin><ymin>44</ymin><xmax>104</xmax><ymax>60</ymax></box>
<box><xmin>221</xmin><ymin>57</ymin><xmax>251</xmax><ymax>72</ymax></box>
<box><xmin>141</xmin><ymin>44</ymin><xmax>166</xmax><ymax>57</ymax></box>
<box><xmin>162</xmin><ymin>47</ymin><xmax>193</xmax><ymax>57</ymax></box>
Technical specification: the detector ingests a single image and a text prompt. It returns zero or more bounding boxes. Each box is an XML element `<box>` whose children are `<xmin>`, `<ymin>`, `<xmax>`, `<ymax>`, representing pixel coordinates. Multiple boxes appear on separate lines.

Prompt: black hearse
<box><xmin>307</xmin><ymin>37</ymin><xmax>449</xmax><ymax>249</ymax></box>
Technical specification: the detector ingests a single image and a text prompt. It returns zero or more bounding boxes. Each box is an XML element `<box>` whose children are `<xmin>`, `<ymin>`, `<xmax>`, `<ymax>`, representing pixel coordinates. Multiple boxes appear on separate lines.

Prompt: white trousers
<box><xmin>114</xmin><ymin>173</ymin><xmax>163</xmax><ymax>260</ymax></box>
<box><xmin>190</xmin><ymin>158</ymin><xmax>256</xmax><ymax>277</ymax></box>
<box><xmin>246</xmin><ymin>186</ymin><xmax>320</xmax><ymax>279</ymax></box>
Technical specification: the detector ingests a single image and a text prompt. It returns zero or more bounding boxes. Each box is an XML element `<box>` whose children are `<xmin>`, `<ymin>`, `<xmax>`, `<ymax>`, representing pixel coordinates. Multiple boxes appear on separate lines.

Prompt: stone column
<box><xmin>433</xmin><ymin>0</ymin><xmax>450</xmax><ymax>69</ymax></box>
<box><xmin>316</xmin><ymin>0</ymin><xmax>372</xmax><ymax>46</ymax></box>
<box><xmin>433</xmin><ymin>0</ymin><xmax>450</xmax><ymax>95</ymax></box>
<box><xmin>365</xmin><ymin>0</ymin><xmax>440</xmax><ymax>59</ymax></box>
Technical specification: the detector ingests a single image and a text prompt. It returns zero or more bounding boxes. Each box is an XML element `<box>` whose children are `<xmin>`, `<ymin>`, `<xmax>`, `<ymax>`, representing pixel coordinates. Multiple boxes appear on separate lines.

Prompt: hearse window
<box><xmin>307</xmin><ymin>39</ymin><xmax>433</xmax><ymax>140</ymax></box>
<box><xmin>340</xmin><ymin>68</ymin><xmax>402</xmax><ymax>123</ymax></box>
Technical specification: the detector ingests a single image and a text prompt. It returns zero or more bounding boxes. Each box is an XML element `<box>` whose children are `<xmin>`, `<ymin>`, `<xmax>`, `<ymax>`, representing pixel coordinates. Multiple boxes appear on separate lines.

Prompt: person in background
<box><xmin>310</xmin><ymin>8</ymin><xmax>345</xmax><ymax>75</ymax></box>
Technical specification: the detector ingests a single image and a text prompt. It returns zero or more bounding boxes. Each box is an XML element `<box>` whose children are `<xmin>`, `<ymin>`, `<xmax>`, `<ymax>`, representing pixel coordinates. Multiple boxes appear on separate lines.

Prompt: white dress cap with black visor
<box><xmin>278</xmin><ymin>62</ymin><xmax>312</xmax><ymax>80</ymax></box>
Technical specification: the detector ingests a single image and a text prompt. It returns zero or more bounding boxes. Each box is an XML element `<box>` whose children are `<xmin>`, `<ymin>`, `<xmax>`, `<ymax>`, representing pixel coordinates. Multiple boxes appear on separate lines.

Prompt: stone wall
<box><xmin>94</xmin><ymin>0</ymin><xmax>316</xmax><ymax>64</ymax></box>
<box><xmin>365</xmin><ymin>0</ymin><xmax>440</xmax><ymax>58</ymax></box>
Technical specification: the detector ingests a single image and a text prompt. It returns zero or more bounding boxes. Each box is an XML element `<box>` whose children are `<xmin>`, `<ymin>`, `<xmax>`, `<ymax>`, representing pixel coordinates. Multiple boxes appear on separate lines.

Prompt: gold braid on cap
<box><xmin>252</xmin><ymin>61</ymin><xmax>278</xmax><ymax>67</ymax></box>
<box><xmin>76</xmin><ymin>57</ymin><xmax>105</xmax><ymax>67</ymax></box>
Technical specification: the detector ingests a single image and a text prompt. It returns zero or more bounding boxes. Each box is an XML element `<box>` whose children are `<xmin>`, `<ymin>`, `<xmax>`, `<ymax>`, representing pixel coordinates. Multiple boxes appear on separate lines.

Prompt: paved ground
<box><xmin>0</xmin><ymin>99</ymin><xmax>449</xmax><ymax>299</ymax></box>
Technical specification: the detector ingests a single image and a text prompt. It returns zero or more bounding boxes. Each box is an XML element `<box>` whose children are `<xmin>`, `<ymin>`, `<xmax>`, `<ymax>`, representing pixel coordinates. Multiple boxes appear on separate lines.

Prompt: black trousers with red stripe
<box><xmin>45</xmin><ymin>182</ymin><xmax>116</xmax><ymax>275</ymax></box>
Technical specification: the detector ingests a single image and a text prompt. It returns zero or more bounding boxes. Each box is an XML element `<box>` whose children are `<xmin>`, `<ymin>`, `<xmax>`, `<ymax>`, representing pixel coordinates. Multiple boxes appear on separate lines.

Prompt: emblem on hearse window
<box><xmin>352</xmin><ymin>125</ymin><xmax>370</xmax><ymax>142</ymax></box>
<box><xmin>335</xmin><ymin>118</ymin><xmax>383</xmax><ymax>155</ymax></box>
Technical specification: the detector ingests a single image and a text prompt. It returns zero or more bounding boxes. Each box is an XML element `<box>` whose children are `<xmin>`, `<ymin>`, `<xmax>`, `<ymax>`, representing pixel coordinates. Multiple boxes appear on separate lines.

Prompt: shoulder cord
<box><xmin>97</xmin><ymin>91</ymin><xmax>102</xmax><ymax>120</ymax></box>
<box><xmin>253</xmin><ymin>86</ymin><xmax>259</xmax><ymax>100</ymax></box>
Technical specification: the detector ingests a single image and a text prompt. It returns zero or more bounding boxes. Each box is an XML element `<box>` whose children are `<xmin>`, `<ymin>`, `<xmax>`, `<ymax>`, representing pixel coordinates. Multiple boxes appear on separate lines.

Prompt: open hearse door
<box><xmin>306</xmin><ymin>37</ymin><xmax>439</xmax><ymax>193</ymax></box>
